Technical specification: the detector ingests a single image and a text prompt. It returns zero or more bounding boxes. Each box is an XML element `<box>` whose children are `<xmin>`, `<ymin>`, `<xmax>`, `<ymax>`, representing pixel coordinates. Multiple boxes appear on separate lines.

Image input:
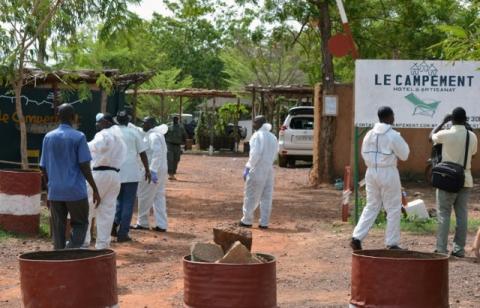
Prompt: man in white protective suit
<box><xmin>239</xmin><ymin>115</ymin><xmax>278</xmax><ymax>229</ymax></box>
<box><xmin>131</xmin><ymin>117</ymin><xmax>169</xmax><ymax>232</ymax></box>
<box><xmin>84</xmin><ymin>113</ymin><xmax>127</xmax><ymax>249</ymax></box>
<box><xmin>351</xmin><ymin>106</ymin><xmax>410</xmax><ymax>250</ymax></box>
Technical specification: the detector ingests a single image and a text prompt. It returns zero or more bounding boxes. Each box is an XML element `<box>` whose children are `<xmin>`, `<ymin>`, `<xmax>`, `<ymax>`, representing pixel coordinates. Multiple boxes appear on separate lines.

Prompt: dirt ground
<box><xmin>1</xmin><ymin>154</ymin><xmax>480</xmax><ymax>307</ymax></box>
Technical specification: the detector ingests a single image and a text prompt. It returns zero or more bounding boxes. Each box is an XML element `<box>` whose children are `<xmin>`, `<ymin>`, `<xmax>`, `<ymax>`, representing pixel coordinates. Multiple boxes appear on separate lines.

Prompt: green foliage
<box><xmin>220</xmin><ymin>34</ymin><xmax>307</xmax><ymax>90</ymax></box>
<box><xmin>136</xmin><ymin>68</ymin><xmax>193</xmax><ymax>120</ymax></box>
<box><xmin>433</xmin><ymin>6</ymin><xmax>480</xmax><ymax>60</ymax></box>
<box><xmin>217</xmin><ymin>103</ymin><xmax>248</xmax><ymax>125</ymax></box>
<box><xmin>195</xmin><ymin>111</ymin><xmax>209</xmax><ymax>144</ymax></box>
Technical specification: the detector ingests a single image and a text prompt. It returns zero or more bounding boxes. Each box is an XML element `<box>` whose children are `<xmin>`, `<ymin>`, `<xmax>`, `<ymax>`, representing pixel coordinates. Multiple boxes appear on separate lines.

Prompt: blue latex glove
<box><xmin>151</xmin><ymin>171</ymin><xmax>158</xmax><ymax>184</ymax></box>
<box><xmin>243</xmin><ymin>167</ymin><xmax>250</xmax><ymax>181</ymax></box>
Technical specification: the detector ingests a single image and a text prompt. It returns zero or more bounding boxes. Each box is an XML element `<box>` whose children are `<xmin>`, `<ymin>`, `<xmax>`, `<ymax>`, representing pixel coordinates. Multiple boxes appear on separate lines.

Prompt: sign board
<box><xmin>323</xmin><ymin>95</ymin><xmax>338</xmax><ymax>116</ymax></box>
<box><xmin>0</xmin><ymin>87</ymin><xmax>125</xmax><ymax>166</ymax></box>
<box><xmin>354</xmin><ymin>60</ymin><xmax>480</xmax><ymax>128</ymax></box>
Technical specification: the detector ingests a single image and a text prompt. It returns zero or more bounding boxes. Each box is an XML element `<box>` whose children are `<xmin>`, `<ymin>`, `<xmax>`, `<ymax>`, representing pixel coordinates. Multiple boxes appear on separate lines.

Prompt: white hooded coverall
<box><xmin>241</xmin><ymin>123</ymin><xmax>278</xmax><ymax>226</ymax></box>
<box><xmin>352</xmin><ymin>123</ymin><xmax>409</xmax><ymax>246</ymax></box>
<box><xmin>136</xmin><ymin>125</ymin><xmax>169</xmax><ymax>229</ymax></box>
<box><xmin>84</xmin><ymin>125</ymin><xmax>127</xmax><ymax>249</ymax></box>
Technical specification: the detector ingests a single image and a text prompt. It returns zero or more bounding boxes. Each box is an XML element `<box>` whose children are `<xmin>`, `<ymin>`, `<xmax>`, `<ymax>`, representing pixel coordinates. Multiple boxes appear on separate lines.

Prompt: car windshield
<box><xmin>290</xmin><ymin>117</ymin><xmax>314</xmax><ymax>130</ymax></box>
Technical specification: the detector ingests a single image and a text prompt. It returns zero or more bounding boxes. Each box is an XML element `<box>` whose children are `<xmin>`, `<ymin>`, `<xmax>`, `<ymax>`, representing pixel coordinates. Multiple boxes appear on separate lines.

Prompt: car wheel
<box><xmin>278</xmin><ymin>155</ymin><xmax>288</xmax><ymax>167</ymax></box>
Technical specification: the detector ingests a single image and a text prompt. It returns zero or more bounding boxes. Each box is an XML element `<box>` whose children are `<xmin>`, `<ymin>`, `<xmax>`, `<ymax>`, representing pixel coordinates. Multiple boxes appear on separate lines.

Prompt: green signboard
<box><xmin>0</xmin><ymin>87</ymin><xmax>125</xmax><ymax>167</ymax></box>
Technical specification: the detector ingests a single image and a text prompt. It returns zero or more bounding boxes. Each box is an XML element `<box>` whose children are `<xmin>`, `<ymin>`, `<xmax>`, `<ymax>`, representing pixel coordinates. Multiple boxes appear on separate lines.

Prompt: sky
<box><xmin>127</xmin><ymin>0</ymin><xmax>301</xmax><ymax>31</ymax></box>
<box><xmin>128</xmin><ymin>0</ymin><xmax>172</xmax><ymax>19</ymax></box>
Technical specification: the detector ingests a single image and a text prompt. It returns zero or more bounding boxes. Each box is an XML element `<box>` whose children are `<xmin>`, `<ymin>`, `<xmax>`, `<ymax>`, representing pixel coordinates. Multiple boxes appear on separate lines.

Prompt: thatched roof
<box><xmin>125</xmin><ymin>88</ymin><xmax>243</xmax><ymax>98</ymax></box>
<box><xmin>245</xmin><ymin>84</ymin><xmax>314</xmax><ymax>97</ymax></box>
<box><xmin>22</xmin><ymin>68</ymin><xmax>152</xmax><ymax>90</ymax></box>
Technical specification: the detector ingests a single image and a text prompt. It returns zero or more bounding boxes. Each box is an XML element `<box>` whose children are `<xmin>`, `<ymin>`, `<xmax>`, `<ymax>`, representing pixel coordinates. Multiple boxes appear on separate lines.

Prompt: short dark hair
<box><xmin>101</xmin><ymin>113</ymin><xmax>114</xmax><ymax>124</ymax></box>
<box><xmin>452</xmin><ymin>107</ymin><xmax>467</xmax><ymax>123</ymax></box>
<box><xmin>116</xmin><ymin>110</ymin><xmax>130</xmax><ymax>125</ymax></box>
<box><xmin>377</xmin><ymin>106</ymin><xmax>394</xmax><ymax>121</ymax></box>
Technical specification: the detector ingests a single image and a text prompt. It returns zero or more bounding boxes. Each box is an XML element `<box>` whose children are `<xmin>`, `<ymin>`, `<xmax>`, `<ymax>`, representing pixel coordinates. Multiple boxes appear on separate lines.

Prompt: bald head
<box><xmin>57</xmin><ymin>103</ymin><xmax>75</xmax><ymax>124</ymax></box>
<box><xmin>253</xmin><ymin>115</ymin><xmax>266</xmax><ymax>131</ymax></box>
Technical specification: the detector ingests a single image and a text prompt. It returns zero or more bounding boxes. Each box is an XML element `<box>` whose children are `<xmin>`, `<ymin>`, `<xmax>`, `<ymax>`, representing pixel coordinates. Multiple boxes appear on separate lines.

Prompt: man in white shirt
<box><xmin>239</xmin><ymin>116</ymin><xmax>278</xmax><ymax>229</ymax></box>
<box><xmin>132</xmin><ymin>117</ymin><xmax>169</xmax><ymax>232</ymax></box>
<box><xmin>430</xmin><ymin>107</ymin><xmax>478</xmax><ymax>257</ymax></box>
<box><xmin>112</xmin><ymin>110</ymin><xmax>151</xmax><ymax>242</ymax></box>
<box><xmin>83</xmin><ymin>113</ymin><xmax>126</xmax><ymax>249</ymax></box>
<box><xmin>351</xmin><ymin>107</ymin><xmax>410</xmax><ymax>250</ymax></box>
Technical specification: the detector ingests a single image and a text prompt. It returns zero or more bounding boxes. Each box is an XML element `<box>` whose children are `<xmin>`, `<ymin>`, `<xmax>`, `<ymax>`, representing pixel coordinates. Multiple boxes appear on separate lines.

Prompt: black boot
<box><xmin>350</xmin><ymin>238</ymin><xmax>362</xmax><ymax>250</ymax></box>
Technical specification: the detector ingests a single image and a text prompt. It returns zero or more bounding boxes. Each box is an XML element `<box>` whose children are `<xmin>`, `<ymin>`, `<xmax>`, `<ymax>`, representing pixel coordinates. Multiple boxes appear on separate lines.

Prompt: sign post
<box><xmin>353</xmin><ymin>59</ymin><xmax>480</xmax><ymax>224</ymax></box>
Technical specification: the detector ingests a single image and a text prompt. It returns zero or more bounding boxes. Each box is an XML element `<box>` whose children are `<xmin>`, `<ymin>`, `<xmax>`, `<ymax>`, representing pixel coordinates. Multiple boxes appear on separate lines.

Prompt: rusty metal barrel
<box><xmin>19</xmin><ymin>249</ymin><xmax>118</xmax><ymax>308</ymax></box>
<box><xmin>0</xmin><ymin>169</ymin><xmax>41</xmax><ymax>235</ymax></box>
<box><xmin>351</xmin><ymin>249</ymin><xmax>449</xmax><ymax>308</ymax></box>
<box><xmin>183</xmin><ymin>253</ymin><xmax>277</xmax><ymax>308</ymax></box>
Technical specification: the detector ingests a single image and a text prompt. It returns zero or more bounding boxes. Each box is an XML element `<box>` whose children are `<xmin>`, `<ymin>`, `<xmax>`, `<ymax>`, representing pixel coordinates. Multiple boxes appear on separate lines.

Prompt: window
<box><xmin>290</xmin><ymin>117</ymin><xmax>314</xmax><ymax>130</ymax></box>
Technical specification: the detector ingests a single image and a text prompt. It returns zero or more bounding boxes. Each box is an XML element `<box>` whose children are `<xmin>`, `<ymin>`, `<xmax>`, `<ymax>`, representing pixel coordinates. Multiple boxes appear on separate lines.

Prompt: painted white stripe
<box><xmin>335</xmin><ymin>0</ymin><xmax>348</xmax><ymax>23</ymax></box>
<box><xmin>0</xmin><ymin>193</ymin><xmax>41</xmax><ymax>215</ymax></box>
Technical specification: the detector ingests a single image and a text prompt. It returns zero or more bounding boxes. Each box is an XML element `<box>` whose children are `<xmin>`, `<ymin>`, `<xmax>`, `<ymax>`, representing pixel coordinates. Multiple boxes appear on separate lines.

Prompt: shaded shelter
<box><xmin>244</xmin><ymin>84</ymin><xmax>314</xmax><ymax>135</ymax></box>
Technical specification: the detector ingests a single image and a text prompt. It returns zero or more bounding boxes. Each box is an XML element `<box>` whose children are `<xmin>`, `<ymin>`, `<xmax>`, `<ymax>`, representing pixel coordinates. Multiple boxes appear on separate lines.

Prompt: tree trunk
<box><xmin>37</xmin><ymin>35</ymin><xmax>47</xmax><ymax>65</ymax></box>
<box><xmin>15</xmin><ymin>82</ymin><xmax>29</xmax><ymax>169</ymax></box>
<box><xmin>310</xmin><ymin>0</ymin><xmax>336</xmax><ymax>186</ymax></box>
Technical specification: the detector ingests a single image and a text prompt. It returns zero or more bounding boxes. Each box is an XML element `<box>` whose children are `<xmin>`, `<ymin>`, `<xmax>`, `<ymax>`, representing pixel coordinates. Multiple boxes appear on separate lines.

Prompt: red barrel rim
<box><xmin>19</xmin><ymin>249</ymin><xmax>115</xmax><ymax>263</ymax></box>
<box><xmin>183</xmin><ymin>253</ymin><xmax>276</xmax><ymax>265</ymax></box>
<box><xmin>353</xmin><ymin>249</ymin><xmax>449</xmax><ymax>261</ymax></box>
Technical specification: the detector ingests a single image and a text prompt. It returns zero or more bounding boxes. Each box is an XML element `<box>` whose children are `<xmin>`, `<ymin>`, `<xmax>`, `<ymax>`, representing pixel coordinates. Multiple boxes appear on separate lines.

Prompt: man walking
<box><xmin>132</xmin><ymin>117</ymin><xmax>169</xmax><ymax>232</ymax></box>
<box><xmin>112</xmin><ymin>110</ymin><xmax>151</xmax><ymax>242</ymax></box>
<box><xmin>40</xmin><ymin>103</ymin><xmax>100</xmax><ymax>249</ymax></box>
<box><xmin>431</xmin><ymin>107</ymin><xmax>477</xmax><ymax>257</ymax></box>
<box><xmin>165</xmin><ymin>116</ymin><xmax>187</xmax><ymax>180</ymax></box>
<box><xmin>351</xmin><ymin>107</ymin><xmax>409</xmax><ymax>250</ymax></box>
<box><xmin>239</xmin><ymin>116</ymin><xmax>278</xmax><ymax>229</ymax></box>
<box><xmin>83</xmin><ymin>113</ymin><xmax>126</xmax><ymax>249</ymax></box>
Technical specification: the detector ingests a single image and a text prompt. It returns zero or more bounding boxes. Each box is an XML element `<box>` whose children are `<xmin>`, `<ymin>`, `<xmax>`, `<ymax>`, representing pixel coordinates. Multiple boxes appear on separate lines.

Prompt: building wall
<box><xmin>332</xmin><ymin>84</ymin><xmax>480</xmax><ymax>178</ymax></box>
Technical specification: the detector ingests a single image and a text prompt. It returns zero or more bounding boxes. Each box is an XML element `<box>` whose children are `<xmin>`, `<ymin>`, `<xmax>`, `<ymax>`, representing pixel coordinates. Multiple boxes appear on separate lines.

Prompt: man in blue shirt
<box><xmin>40</xmin><ymin>104</ymin><xmax>100</xmax><ymax>249</ymax></box>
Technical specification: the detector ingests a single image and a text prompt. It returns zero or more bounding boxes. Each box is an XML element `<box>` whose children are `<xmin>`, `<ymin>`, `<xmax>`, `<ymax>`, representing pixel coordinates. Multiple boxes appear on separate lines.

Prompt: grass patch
<box><xmin>351</xmin><ymin>196</ymin><xmax>480</xmax><ymax>235</ymax></box>
<box><xmin>39</xmin><ymin>207</ymin><xmax>50</xmax><ymax>238</ymax></box>
<box><xmin>0</xmin><ymin>208</ymin><xmax>50</xmax><ymax>241</ymax></box>
<box><xmin>0</xmin><ymin>229</ymin><xmax>18</xmax><ymax>241</ymax></box>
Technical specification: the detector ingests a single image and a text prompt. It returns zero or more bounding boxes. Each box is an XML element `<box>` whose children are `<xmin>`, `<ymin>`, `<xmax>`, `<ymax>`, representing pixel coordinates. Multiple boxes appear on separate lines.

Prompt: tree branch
<box><xmin>24</xmin><ymin>0</ymin><xmax>64</xmax><ymax>51</ymax></box>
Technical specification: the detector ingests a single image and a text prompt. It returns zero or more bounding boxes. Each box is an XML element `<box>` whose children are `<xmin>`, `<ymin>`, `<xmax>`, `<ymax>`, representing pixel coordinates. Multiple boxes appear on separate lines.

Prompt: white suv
<box><xmin>278</xmin><ymin>106</ymin><xmax>314</xmax><ymax>167</ymax></box>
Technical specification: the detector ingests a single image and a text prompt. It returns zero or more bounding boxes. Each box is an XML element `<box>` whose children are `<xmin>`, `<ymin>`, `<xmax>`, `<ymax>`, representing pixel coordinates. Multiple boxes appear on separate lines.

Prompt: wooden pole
<box><xmin>309</xmin><ymin>84</ymin><xmax>322</xmax><ymax>186</ymax></box>
<box><xmin>132</xmin><ymin>87</ymin><xmax>138</xmax><ymax>121</ymax></box>
<box><xmin>260</xmin><ymin>92</ymin><xmax>265</xmax><ymax>116</ymax></box>
<box><xmin>236</xmin><ymin>97</ymin><xmax>240</xmax><ymax>152</ymax></box>
<box><xmin>160</xmin><ymin>95</ymin><xmax>165</xmax><ymax>123</ymax></box>
<box><xmin>179</xmin><ymin>96</ymin><xmax>183</xmax><ymax>122</ymax></box>
<box><xmin>209</xmin><ymin>97</ymin><xmax>216</xmax><ymax>155</ymax></box>
<box><xmin>100</xmin><ymin>88</ymin><xmax>108</xmax><ymax>114</ymax></box>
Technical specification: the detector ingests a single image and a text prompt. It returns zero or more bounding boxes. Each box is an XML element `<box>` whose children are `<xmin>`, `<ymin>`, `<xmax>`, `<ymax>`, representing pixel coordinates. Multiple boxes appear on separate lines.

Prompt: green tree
<box><xmin>136</xmin><ymin>68</ymin><xmax>193</xmax><ymax>121</ymax></box>
<box><xmin>0</xmin><ymin>0</ymin><xmax>138</xmax><ymax>169</ymax></box>
<box><xmin>432</xmin><ymin>4</ymin><xmax>480</xmax><ymax>60</ymax></box>
<box><xmin>148</xmin><ymin>0</ymin><xmax>227</xmax><ymax>88</ymax></box>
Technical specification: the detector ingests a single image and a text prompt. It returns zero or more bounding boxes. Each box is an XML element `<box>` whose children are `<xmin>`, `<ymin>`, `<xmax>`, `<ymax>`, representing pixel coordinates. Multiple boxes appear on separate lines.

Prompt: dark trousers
<box><xmin>50</xmin><ymin>198</ymin><xmax>89</xmax><ymax>250</ymax></box>
<box><xmin>167</xmin><ymin>143</ymin><xmax>181</xmax><ymax>175</ymax></box>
